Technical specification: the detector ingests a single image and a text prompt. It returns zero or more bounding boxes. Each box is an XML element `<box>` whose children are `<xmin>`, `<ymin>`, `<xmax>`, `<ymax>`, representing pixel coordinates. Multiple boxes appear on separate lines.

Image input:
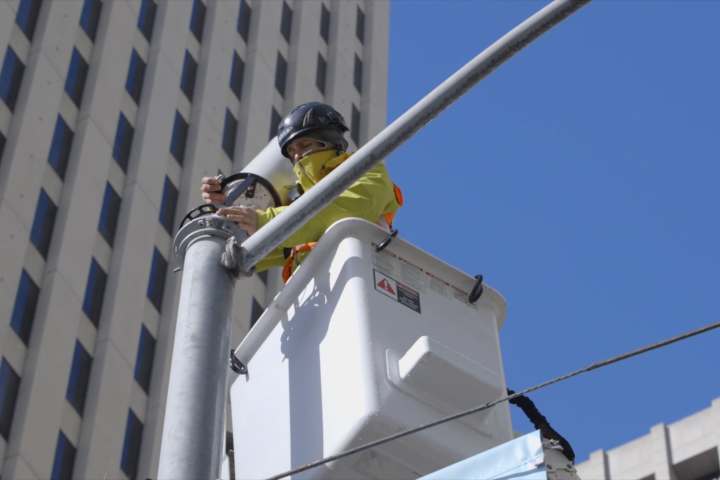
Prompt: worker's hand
<box><xmin>217</xmin><ymin>206</ymin><xmax>259</xmax><ymax>235</ymax></box>
<box><xmin>201</xmin><ymin>176</ymin><xmax>225</xmax><ymax>204</ymax></box>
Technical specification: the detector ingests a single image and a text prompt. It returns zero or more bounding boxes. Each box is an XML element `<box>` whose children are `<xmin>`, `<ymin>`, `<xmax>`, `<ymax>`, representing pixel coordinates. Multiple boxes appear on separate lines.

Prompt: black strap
<box><xmin>507</xmin><ymin>388</ymin><xmax>576</xmax><ymax>461</ymax></box>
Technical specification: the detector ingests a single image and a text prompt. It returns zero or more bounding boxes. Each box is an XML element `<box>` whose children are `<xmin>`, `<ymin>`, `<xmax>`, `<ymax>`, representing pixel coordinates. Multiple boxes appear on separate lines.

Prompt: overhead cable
<box><xmin>264</xmin><ymin>319</ymin><xmax>720</xmax><ymax>480</ymax></box>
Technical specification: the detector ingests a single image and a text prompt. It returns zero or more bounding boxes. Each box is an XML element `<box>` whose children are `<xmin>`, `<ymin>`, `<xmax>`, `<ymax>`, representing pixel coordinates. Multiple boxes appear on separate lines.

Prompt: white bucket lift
<box><xmin>230</xmin><ymin>218</ymin><xmax>513</xmax><ymax>479</ymax></box>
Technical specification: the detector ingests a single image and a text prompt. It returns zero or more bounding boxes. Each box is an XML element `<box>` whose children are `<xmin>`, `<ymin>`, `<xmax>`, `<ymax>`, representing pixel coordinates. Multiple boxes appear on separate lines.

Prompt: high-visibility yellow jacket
<box><xmin>254</xmin><ymin>149</ymin><xmax>401</xmax><ymax>272</ymax></box>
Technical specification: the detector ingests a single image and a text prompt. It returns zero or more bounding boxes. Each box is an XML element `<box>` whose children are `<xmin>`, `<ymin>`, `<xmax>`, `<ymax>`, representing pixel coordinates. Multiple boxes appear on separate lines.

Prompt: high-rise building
<box><xmin>576</xmin><ymin>398</ymin><xmax>720</xmax><ymax>480</ymax></box>
<box><xmin>0</xmin><ymin>0</ymin><xmax>388</xmax><ymax>478</ymax></box>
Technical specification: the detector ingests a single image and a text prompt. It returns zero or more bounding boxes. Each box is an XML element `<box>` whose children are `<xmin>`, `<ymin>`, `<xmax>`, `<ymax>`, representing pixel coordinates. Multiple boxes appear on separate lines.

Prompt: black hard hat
<box><xmin>277</xmin><ymin>102</ymin><xmax>349</xmax><ymax>158</ymax></box>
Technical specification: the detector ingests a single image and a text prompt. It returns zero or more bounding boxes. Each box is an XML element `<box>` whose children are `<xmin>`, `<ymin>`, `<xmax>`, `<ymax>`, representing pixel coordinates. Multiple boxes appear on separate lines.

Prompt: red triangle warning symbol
<box><xmin>377</xmin><ymin>278</ymin><xmax>396</xmax><ymax>295</ymax></box>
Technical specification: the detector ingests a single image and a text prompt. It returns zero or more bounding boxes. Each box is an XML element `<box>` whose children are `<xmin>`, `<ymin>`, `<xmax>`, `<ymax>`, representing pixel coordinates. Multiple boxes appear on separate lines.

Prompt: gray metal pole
<box><xmin>239</xmin><ymin>0</ymin><xmax>589</xmax><ymax>271</ymax></box>
<box><xmin>158</xmin><ymin>216</ymin><xmax>245</xmax><ymax>480</ymax></box>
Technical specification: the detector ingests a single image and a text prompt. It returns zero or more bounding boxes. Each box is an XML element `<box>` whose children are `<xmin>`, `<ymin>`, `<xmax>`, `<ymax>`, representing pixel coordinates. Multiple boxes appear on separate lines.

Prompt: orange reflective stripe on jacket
<box><xmin>281</xmin><ymin>242</ymin><xmax>317</xmax><ymax>283</ymax></box>
<box><xmin>383</xmin><ymin>183</ymin><xmax>404</xmax><ymax>229</ymax></box>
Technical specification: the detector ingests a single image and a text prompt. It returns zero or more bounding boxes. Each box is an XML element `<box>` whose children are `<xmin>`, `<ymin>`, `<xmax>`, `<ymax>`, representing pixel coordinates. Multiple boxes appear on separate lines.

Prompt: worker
<box><xmin>200</xmin><ymin>102</ymin><xmax>402</xmax><ymax>279</ymax></box>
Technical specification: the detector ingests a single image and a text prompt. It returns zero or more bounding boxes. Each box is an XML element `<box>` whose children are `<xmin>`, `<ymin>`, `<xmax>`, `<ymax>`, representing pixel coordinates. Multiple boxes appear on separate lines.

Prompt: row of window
<box><xmin>48</xmin><ymin>408</ymin><xmax>145</xmax><ymax>479</ymax></box>
<box><xmin>317</xmin><ymin>4</ymin><xmax>364</xmax><ymax>45</ymax></box>
<box><xmin>12</xmin><ymin>180</ymin><xmax>164</xmax><ymax>335</ymax></box>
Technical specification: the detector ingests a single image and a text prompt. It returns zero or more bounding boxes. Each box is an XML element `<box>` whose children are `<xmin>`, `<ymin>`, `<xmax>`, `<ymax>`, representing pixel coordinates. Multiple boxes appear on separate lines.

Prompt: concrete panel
<box><xmin>288</xmin><ymin>1</ymin><xmax>326</xmax><ymax>104</ymax></box>
<box><xmin>365</xmin><ymin>0</ymin><xmax>389</xmax><ymax>138</ymax></box>
<box><xmin>82</xmin><ymin>0</ymin><xmax>135</xmax><ymax>146</ymax></box>
<box><xmin>0</xmin><ymin>202</ymin><xmax>29</xmax><ymax>311</ymax></box>
<box><xmin>0</xmin><ymin>53</ymin><xmax>63</xmax><ymax>229</ymax></box>
<box><xmin>37</xmin><ymin>0</ymin><xmax>82</xmax><ymax>81</ymax></box>
<box><xmin>3</xmin><ymin>271</ymin><xmax>81</xmax><ymax>478</ymax></box>
<box><xmin>248</xmin><ymin>1</ymin><xmax>283</xmax><ymax>74</ymax></box>
<box><xmin>98</xmin><ymin>182</ymin><xmax>157</xmax><ymax>365</ymax></box>
<box><xmin>44</xmin><ymin>120</ymin><xmax>112</xmax><ymax>300</ymax></box>
<box><xmin>576</xmin><ymin>449</ymin><xmax>609</xmax><ymax>480</ymax></box>
<box><xmin>195</xmin><ymin>0</ymin><xmax>237</xmax><ymax>135</ymax></box>
<box><xmin>0</xmin><ymin>323</ymin><xmax>25</xmax><ymax>381</ymax></box>
<box><xmin>2</xmin><ymin>453</ymin><xmax>39</xmax><ymax>480</ymax></box>
<box><xmin>155</xmin><ymin>0</ymin><xmax>193</xmax><ymax>79</ymax></box>
<box><xmin>74</xmin><ymin>339</ymin><xmax>134</xmax><ymax>479</ymax></box>
<box><xmin>127</xmin><ymin>58</ymin><xmax>179</xmax><ymax>211</ymax></box>
<box><xmin>60</xmin><ymin>402</ymin><xmax>81</xmax><ymax>445</ymax></box>
<box><xmin>668</xmin><ymin>401</ymin><xmax>720</xmax><ymax>464</ymax></box>
<box><xmin>0</xmin><ymin>2</ymin><xmax>15</xmax><ymax>53</ymax></box>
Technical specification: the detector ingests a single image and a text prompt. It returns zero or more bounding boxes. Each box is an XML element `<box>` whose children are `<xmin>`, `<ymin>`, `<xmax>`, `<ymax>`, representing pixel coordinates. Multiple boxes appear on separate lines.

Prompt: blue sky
<box><xmin>386</xmin><ymin>1</ymin><xmax>720</xmax><ymax>463</ymax></box>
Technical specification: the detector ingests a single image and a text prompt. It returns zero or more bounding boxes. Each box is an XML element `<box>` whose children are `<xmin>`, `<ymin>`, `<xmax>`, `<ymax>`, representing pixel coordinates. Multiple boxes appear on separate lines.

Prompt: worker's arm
<box><xmin>255</xmin><ymin>162</ymin><xmax>397</xmax><ymax>247</ymax></box>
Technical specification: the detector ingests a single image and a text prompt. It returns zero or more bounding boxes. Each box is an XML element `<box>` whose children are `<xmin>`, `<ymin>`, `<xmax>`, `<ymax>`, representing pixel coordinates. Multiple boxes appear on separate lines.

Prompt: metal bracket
<box><xmin>230</xmin><ymin>349</ymin><xmax>247</xmax><ymax>374</ymax></box>
<box><xmin>220</xmin><ymin>236</ymin><xmax>254</xmax><ymax>278</ymax></box>
<box><xmin>468</xmin><ymin>274</ymin><xmax>484</xmax><ymax>304</ymax></box>
<box><xmin>375</xmin><ymin>229</ymin><xmax>398</xmax><ymax>252</ymax></box>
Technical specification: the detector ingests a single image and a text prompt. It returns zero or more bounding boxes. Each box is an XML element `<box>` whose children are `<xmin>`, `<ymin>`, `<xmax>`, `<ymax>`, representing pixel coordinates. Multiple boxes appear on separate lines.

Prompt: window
<box><xmin>147</xmin><ymin>248</ymin><xmax>167</xmax><ymax>312</ymax></box>
<box><xmin>48</xmin><ymin>116</ymin><xmax>74</xmax><ymax>180</ymax></box>
<box><xmin>269</xmin><ymin>108</ymin><xmax>281</xmax><ymax>141</ymax></box>
<box><xmin>134</xmin><ymin>325</ymin><xmax>156</xmax><ymax>393</ymax></box>
<box><xmin>137</xmin><ymin>0</ymin><xmax>157</xmax><ymax>42</ymax></box>
<box><xmin>0</xmin><ymin>48</ymin><xmax>26</xmax><ymax>112</ymax></box>
<box><xmin>30</xmin><ymin>189</ymin><xmax>57</xmax><ymax>259</ymax></box>
<box><xmin>113</xmin><ymin>113</ymin><xmax>134</xmax><ymax>172</ymax></box>
<box><xmin>229</xmin><ymin>52</ymin><xmax>244</xmax><ymax>100</ymax></box>
<box><xmin>275</xmin><ymin>53</ymin><xmax>287</xmax><ymax>97</ymax></box>
<box><xmin>222</xmin><ymin>109</ymin><xmax>237</xmax><ymax>159</ymax></box>
<box><xmin>98</xmin><ymin>182</ymin><xmax>121</xmax><ymax>246</ymax></box>
<box><xmin>250</xmin><ymin>297</ymin><xmax>263</xmax><ymax>327</ymax></box>
<box><xmin>280</xmin><ymin>2</ymin><xmax>292</xmax><ymax>43</ymax></box>
<box><xmin>82</xmin><ymin>258</ymin><xmax>107</xmax><ymax>327</ymax></box>
<box><xmin>170</xmin><ymin>111</ymin><xmax>188</xmax><ymax>165</ymax></box>
<box><xmin>66</xmin><ymin>341</ymin><xmax>92</xmax><ymax>415</ymax></box>
<box><xmin>64</xmin><ymin>49</ymin><xmax>89</xmax><ymax>108</ymax></box>
<box><xmin>159</xmin><ymin>176</ymin><xmax>178</xmax><ymax>235</ymax></box>
<box><xmin>351</xmin><ymin>104</ymin><xmax>360</xmax><ymax>146</ymax></box>
<box><xmin>121</xmin><ymin>409</ymin><xmax>143</xmax><ymax>480</ymax></box>
<box><xmin>353</xmin><ymin>54</ymin><xmax>362</xmax><ymax>93</ymax></box>
<box><xmin>10</xmin><ymin>270</ymin><xmax>39</xmax><ymax>345</ymax></box>
<box><xmin>50</xmin><ymin>432</ymin><xmax>76</xmax><ymax>480</ymax></box>
<box><xmin>356</xmin><ymin>6</ymin><xmax>365</xmax><ymax>44</ymax></box>
<box><xmin>320</xmin><ymin>4</ymin><xmax>330</xmax><ymax>44</ymax></box>
<box><xmin>180</xmin><ymin>51</ymin><xmax>198</xmax><ymax>102</ymax></box>
<box><xmin>79</xmin><ymin>0</ymin><xmax>102</xmax><ymax>42</ymax></box>
<box><xmin>16</xmin><ymin>0</ymin><xmax>43</xmax><ymax>41</ymax></box>
<box><xmin>190</xmin><ymin>0</ymin><xmax>206</xmax><ymax>42</ymax></box>
<box><xmin>0</xmin><ymin>358</ymin><xmax>21</xmax><ymax>440</ymax></box>
<box><xmin>126</xmin><ymin>50</ymin><xmax>146</xmax><ymax>104</ymax></box>
<box><xmin>237</xmin><ymin>0</ymin><xmax>251</xmax><ymax>42</ymax></box>
<box><xmin>316</xmin><ymin>53</ymin><xmax>326</xmax><ymax>95</ymax></box>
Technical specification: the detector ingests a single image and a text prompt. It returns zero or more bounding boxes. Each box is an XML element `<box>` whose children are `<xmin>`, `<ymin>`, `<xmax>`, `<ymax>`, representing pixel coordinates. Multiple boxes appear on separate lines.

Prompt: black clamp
<box><xmin>375</xmin><ymin>229</ymin><xmax>398</xmax><ymax>252</ymax></box>
<box><xmin>468</xmin><ymin>274</ymin><xmax>484</xmax><ymax>304</ymax></box>
<box><xmin>230</xmin><ymin>349</ymin><xmax>247</xmax><ymax>374</ymax></box>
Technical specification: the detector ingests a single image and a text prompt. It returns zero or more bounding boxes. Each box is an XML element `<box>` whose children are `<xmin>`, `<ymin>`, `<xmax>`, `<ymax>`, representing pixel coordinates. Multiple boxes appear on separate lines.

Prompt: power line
<box><xmin>264</xmin><ymin>319</ymin><xmax>720</xmax><ymax>480</ymax></box>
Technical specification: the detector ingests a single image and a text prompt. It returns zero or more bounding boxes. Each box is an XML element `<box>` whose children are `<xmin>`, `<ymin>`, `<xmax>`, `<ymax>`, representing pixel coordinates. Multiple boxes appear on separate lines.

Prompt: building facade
<box><xmin>0</xmin><ymin>0</ymin><xmax>388</xmax><ymax>478</ymax></box>
<box><xmin>576</xmin><ymin>398</ymin><xmax>720</xmax><ymax>480</ymax></box>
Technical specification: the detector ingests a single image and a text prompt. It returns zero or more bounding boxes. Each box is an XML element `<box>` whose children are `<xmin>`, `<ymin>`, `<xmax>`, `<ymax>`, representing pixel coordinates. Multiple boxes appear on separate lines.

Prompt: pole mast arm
<box><xmin>238</xmin><ymin>0</ymin><xmax>590</xmax><ymax>272</ymax></box>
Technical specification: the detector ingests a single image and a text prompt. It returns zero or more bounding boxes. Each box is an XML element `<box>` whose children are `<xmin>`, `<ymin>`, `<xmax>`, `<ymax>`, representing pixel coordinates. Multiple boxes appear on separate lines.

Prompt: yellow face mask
<box><xmin>293</xmin><ymin>149</ymin><xmax>341</xmax><ymax>187</ymax></box>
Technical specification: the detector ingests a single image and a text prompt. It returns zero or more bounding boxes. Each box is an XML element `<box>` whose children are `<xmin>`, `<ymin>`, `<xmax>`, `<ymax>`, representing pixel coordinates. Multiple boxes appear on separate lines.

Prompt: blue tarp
<box><xmin>420</xmin><ymin>430</ymin><xmax>547</xmax><ymax>480</ymax></box>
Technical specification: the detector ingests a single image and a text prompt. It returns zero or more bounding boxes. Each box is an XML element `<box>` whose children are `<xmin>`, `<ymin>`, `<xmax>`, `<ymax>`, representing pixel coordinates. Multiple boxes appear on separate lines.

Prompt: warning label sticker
<box><xmin>373</xmin><ymin>270</ymin><xmax>421</xmax><ymax>314</ymax></box>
